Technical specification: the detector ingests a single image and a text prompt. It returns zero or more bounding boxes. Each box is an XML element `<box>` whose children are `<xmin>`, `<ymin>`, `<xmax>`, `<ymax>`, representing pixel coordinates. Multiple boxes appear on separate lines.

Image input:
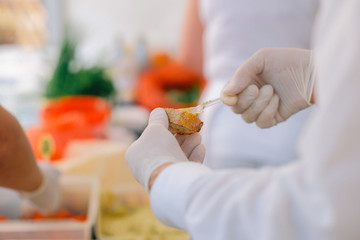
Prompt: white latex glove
<box><xmin>22</xmin><ymin>162</ymin><xmax>61</xmax><ymax>214</ymax></box>
<box><xmin>221</xmin><ymin>48</ymin><xmax>315</xmax><ymax>128</ymax></box>
<box><xmin>126</xmin><ymin>108</ymin><xmax>206</xmax><ymax>191</ymax></box>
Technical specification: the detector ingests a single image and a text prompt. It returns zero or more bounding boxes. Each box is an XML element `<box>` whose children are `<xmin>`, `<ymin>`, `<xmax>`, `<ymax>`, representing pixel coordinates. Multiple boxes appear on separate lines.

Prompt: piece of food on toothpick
<box><xmin>164</xmin><ymin>108</ymin><xmax>203</xmax><ymax>135</ymax></box>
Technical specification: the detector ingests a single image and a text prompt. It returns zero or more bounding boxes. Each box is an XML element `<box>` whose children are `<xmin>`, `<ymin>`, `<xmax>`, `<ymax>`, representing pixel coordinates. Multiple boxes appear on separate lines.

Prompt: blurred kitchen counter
<box><xmin>55</xmin><ymin>139</ymin><xmax>139</xmax><ymax>188</ymax></box>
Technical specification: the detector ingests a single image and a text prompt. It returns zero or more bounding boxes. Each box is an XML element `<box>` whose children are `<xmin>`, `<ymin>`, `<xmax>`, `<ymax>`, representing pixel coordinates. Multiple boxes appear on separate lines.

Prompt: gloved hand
<box><xmin>126</xmin><ymin>108</ymin><xmax>205</xmax><ymax>191</ymax></box>
<box><xmin>221</xmin><ymin>48</ymin><xmax>315</xmax><ymax>128</ymax></box>
<box><xmin>22</xmin><ymin>162</ymin><xmax>61</xmax><ymax>214</ymax></box>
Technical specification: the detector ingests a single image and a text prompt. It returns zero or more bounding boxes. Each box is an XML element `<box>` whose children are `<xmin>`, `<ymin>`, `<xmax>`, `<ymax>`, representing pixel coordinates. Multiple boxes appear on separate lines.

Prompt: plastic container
<box><xmin>96</xmin><ymin>184</ymin><xmax>190</xmax><ymax>240</ymax></box>
<box><xmin>0</xmin><ymin>176</ymin><xmax>100</xmax><ymax>239</ymax></box>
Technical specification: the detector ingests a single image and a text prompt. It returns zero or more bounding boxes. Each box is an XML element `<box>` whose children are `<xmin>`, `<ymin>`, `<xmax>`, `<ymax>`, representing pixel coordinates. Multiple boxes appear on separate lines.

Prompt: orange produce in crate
<box><xmin>149</xmin><ymin>51</ymin><xmax>172</xmax><ymax>67</ymax></box>
<box><xmin>136</xmin><ymin>61</ymin><xmax>207</xmax><ymax>110</ymax></box>
<box><xmin>26</xmin><ymin>96</ymin><xmax>111</xmax><ymax>161</ymax></box>
<box><xmin>0</xmin><ymin>209</ymin><xmax>87</xmax><ymax>222</ymax></box>
<box><xmin>23</xmin><ymin>208</ymin><xmax>87</xmax><ymax>222</ymax></box>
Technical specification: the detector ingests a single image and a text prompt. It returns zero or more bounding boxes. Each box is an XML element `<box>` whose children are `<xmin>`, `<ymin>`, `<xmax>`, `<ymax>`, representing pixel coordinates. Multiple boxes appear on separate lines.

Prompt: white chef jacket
<box><xmin>198</xmin><ymin>0</ymin><xmax>319</xmax><ymax>168</ymax></box>
<box><xmin>151</xmin><ymin>1</ymin><xmax>360</xmax><ymax>239</ymax></box>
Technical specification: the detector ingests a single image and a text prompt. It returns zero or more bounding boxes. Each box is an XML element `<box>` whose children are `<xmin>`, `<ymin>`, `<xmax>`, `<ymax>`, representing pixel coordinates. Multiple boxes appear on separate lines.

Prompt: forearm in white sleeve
<box><xmin>150</xmin><ymin>1</ymin><xmax>360</xmax><ymax>239</ymax></box>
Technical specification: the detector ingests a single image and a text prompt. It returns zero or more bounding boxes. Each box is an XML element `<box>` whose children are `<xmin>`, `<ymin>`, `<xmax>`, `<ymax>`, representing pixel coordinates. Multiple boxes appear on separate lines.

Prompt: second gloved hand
<box><xmin>22</xmin><ymin>162</ymin><xmax>61</xmax><ymax>214</ymax></box>
<box><xmin>221</xmin><ymin>48</ymin><xmax>315</xmax><ymax>128</ymax></box>
<box><xmin>126</xmin><ymin>108</ymin><xmax>205</xmax><ymax>191</ymax></box>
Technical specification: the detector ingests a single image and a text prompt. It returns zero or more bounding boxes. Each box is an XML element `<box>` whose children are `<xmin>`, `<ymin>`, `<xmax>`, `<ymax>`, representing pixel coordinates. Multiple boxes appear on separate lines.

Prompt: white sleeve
<box><xmin>150</xmin><ymin>1</ymin><xmax>360</xmax><ymax>239</ymax></box>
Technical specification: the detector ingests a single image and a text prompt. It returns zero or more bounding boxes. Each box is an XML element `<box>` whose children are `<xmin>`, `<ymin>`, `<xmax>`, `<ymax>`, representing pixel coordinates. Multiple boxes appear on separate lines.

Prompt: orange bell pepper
<box><xmin>26</xmin><ymin>96</ymin><xmax>111</xmax><ymax>161</ymax></box>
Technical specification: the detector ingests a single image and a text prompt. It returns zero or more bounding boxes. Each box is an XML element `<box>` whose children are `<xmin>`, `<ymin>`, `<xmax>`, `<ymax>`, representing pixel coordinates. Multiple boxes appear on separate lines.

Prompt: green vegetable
<box><xmin>166</xmin><ymin>85</ymin><xmax>200</xmax><ymax>104</ymax></box>
<box><xmin>45</xmin><ymin>34</ymin><xmax>115</xmax><ymax>99</ymax></box>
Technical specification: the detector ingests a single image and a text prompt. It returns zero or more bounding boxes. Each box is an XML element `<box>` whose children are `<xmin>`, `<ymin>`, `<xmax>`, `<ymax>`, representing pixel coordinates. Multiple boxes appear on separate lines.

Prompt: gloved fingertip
<box><xmin>148</xmin><ymin>108</ymin><xmax>169</xmax><ymax>128</ymax></box>
<box><xmin>221</xmin><ymin>94</ymin><xmax>237</xmax><ymax>106</ymax></box>
<box><xmin>261</xmin><ymin>85</ymin><xmax>274</xmax><ymax>95</ymax></box>
<box><xmin>221</xmin><ymin>79</ymin><xmax>236</xmax><ymax>95</ymax></box>
<box><xmin>247</xmin><ymin>84</ymin><xmax>260</xmax><ymax>94</ymax></box>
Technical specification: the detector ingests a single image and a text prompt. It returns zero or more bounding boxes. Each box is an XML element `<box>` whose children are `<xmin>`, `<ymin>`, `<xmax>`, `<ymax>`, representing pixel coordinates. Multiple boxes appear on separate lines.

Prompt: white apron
<box><xmin>198</xmin><ymin>0</ymin><xmax>319</xmax><ymax>168</ymax></box>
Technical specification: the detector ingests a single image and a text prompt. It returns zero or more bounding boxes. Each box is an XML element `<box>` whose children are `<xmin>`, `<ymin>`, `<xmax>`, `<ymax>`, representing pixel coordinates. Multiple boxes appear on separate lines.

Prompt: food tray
<box><xmin>97</xmin><ymin>184</ymin><xmax>190</xmax><ymax>240</ymax></box>
<box><xmin>0</xmin><ymin>175</ymin><xmax>100</xmax><ymax>239</ymax></box>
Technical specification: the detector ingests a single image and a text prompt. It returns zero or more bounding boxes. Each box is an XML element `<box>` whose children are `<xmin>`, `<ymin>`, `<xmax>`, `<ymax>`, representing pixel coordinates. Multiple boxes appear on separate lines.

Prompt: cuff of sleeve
<box><xmin>143</xmin><ymin>156</ymin><xmax>179</xmax><ymax>192</ymax></box>
<box><xmin>150</xmin><ymin>161</ymin><xmax>212</xmax><ymax>230</ymax></box>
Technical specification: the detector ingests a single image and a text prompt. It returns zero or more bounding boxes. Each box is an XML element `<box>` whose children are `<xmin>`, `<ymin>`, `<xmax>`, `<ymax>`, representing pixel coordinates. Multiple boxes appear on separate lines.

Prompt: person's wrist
<box><xmin>148</xmin><ymin>162</ymin><xmax>175</xmax><ymax>191</ymax></box>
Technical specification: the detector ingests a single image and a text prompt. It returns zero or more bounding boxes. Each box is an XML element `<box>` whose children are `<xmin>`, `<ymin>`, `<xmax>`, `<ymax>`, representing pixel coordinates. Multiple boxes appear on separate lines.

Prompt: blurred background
<box><xmin>0</xmin><ymin>0</ymin><xmax>206</xmax><ymax>157</ymax></box>
<box><xmin>0</xmin><ymin>0</ymin><xmax>189</xmax><ymax>126</ymax></box>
